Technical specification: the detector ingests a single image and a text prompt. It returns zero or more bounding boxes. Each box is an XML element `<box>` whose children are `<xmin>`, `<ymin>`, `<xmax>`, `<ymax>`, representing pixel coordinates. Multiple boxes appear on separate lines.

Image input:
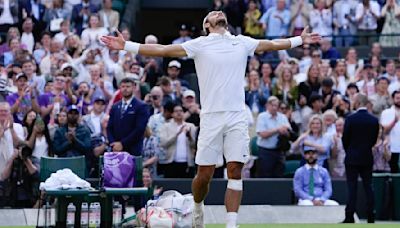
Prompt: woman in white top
<box><xmin>310</xmin><ymin>0</ymin><xmax>333</xmax><ymax>39</ymax></box>
<box><xmin>81</xmin><ymin>14</ymin><xmax>108</xmax><ymax>49</ymax></box>
<box><xmin>333</xmin><ymin>60</ymin><xmax>349</xmax><ymax>95</ymax></box>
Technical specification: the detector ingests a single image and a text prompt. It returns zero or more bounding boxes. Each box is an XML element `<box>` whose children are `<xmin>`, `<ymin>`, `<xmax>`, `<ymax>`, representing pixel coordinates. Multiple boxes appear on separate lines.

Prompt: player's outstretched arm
<box><xmin>100</xmin><ymin>31</ymin><xmax>187</xmax><ymax>57</ymax></box>
<box><xmin>255</xmin><ymin>26</ymin><xmax>321</xmax><ymax>52</ymax></box>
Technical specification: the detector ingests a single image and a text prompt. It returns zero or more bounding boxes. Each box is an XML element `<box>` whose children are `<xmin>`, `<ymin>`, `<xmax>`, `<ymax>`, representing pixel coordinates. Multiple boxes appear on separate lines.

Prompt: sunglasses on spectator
<box><xmin>55</xmin><ymin>78</ymin><xmax>66</xmax><ymax>83</ymax></box>
<box><xmin>151</xmin><ymin>95</ymin><xmax>160</xmax><ymax>100</ymax></box>
<box><xmin>312</xmin><ymin>54</ymin><xmax>321</xmax><ymax>58</ymax></box>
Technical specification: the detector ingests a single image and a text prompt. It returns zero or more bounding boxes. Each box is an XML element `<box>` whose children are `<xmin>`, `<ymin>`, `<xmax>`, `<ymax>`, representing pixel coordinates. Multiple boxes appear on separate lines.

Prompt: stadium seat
<box><xmin>283</xmin><ymin>160</ymin><xmax>300</xmax><ymax>178</ymax></box>
<box><xmin>40</xmin><ymin>156</ymin><xmax>86</xmax><ymax>182</ymax></box>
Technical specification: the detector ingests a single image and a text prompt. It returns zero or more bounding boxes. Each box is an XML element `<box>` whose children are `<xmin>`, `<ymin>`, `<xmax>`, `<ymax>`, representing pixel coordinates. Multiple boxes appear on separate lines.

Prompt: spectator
<box><xmin>142</xmin><ymin>127</ymin><xmax>159</xmax><ymax>177</ymax></box>
<box><xmin>81</xmin><ymin>14</ymin><xmax>108</xmax><ymax>49</ymax></box>
<box><xmin>38</xmin><ymin>38</ymin><xmax>66</xmax><ymax>76</ymax></box>
<box><xmin>330</xmin><ymin>117</ymin><xmax>346</xmax><ymax>178</ymax></box>
<box><xmin>345</xmin><ymin>48</ymin><xmax>362</xmax><ymax>82</ymax></box>
<box><xmin>2</xmin><ymin>37</ymin><xmax>21</xmax><ymax>66</ymax></box>
<box><xmin>64</xmin><ymin>34</ymin><xmax>83</xmax><ymax>59</ymax></box>
<box><xmin>255</xmin><ymin>96</ymin><xmax>291</xmax><ymax>177</ymax></box>
<box><xmin>53</xmin><ymin>104</ymin><xmax>91</xmax><ymax>158</ymax></box>
<box><xmin>243</xmin><ymin>0</ymin><xmax>263</xmax><ymax>37</ymax></box>
<box><xmin>355</xmin><ymin>0</ymin><xmax>381</xmax><ymax>46</ymax></box>
<box><xmin>379</xmin><ymin>0</ymin><xmax>400</xmax><ymax>47</ymax></box>
<box><xmin>147</xmin><ymin>86</ymin><xmax>163</xmax><ymax>116</ymax></box>
<box><xmin>148</xmin><ymin>101</ymin><xmax>175</xmax><ymax>177</ymax></box>
<box><xmin>332</xmin><ymin>60</ymin><xmax>348</xmax><ymax>95</ymax></box>
<box><xmin>279</xmin><ymin>101</ymin><xmax>299</xmax><ymax>135</ymax></box>
<box><xmin>293</xmin><ymin>149</ymin><xmax>339</xmax><ymax>206</ymax></box>
<box><xmin>88</xmin><ymin>64</ymin><xmax>113</xmax><ymax>102</ymax></box>
<box><xmin>13</xmin><ymin>112</ymin><xmax>52</xmax><ymax>163</ymax></box>
<box><xmin>107</xmin><ymin>78</ymin><xmax>149</xmax><ymax>155</ymax></box>
<box><xmin>333</xmin><ymin>0</ymin><xmax>358</xmax><ymax>47</ymax></box>
<box><xmin>20</xmin><ymin>0</ymin><xmax>46</xmax><ymax>41</ymax></box>
<box><xmin>172</xmin><ymin>24</ymin><xmax>192</xmax><ymax>44</ymax></box>
<box><xmin>370</xmin><ymin>42</ymin><xmax>385</xmax><ymax>59</ymax></box>
<box><xmin>6</xmin><ymin>73</ymin><xmax>40</xmax><ymax>124</ymax></box>
<box><xmin>48</xmin><ymin>109</ymin><xmax>67</xmax><ymax>140</ymax></box>
<box><xmin>372</xmin><ymin>126</ymin><xmax>390</xmax><ymax>173</ymax></box>
<box><xmin>182</xmin><ymin>90</ymin><xmax>200</xmax><ymax>127</ymax></box>
<box><xmin>388</xmin><ymin>65</ymin><xmax>400</xmax><ymax>95</ymax></box>
<box><xmin>342</xmin><ymin>94</ymin><xmax>379</xmax><ymax>223</ymax></box>
<box><xmin>336</xmin><ymin>96</ymin><xmax>352</xmax><ymax>118</ymax></box>
<box><xmin>298</xmin><ymin>44</ymin><xmax>312</xmax><ymax>75</ymax></box>
<box><xmin>54</xmin><ymin>20</ymin><xmax>73</xmax><ymax>43</ymax></box>
<box><xmin>382</xmin><ymin>59</ymin><xmax>396</xmax><ymax>82</ymax></box>
<box><xmin>158</xmin><ymin>76</ymin><xmax>181</xmax><ymax>106</ymax></box>
<box><xmin>369</xmin><ymin>76</ymin><xmax>391</xmax><ymax>117</ymax></box>
<box><xmin>0</xmin><ymin>0</ymin><xmax>19</xmax><ymax>34</ymax></box>
<box><xmin>323</xmin><ymin>109</ymin><xmax>338</xmax><ymax>137</ymax></box>
<box><xmin>246</xmin><ymin>70</ymin><xmax>267</xmax><ymax>114</ymax></box>
<box><xmin>166</xmin><ymin>60</ymin><xmax>189</xmax><ymax>93</ymax></box>
<box><xmin>356</xmin><ymin>63</ymin><xmax>377</xmax><ymax>97</ymax></box>
<box><xmin>98</xmin><ymin>0</ymin><xmax>119</xmax><ymax>32</ymax></box>
<box><xmin>272</xmin><ymin>67</ymin><xmax>298</xmax><ymax>109</ymax></box>
<box><xmin>0</xmin><ymin>27</ymin><xmax>22</xmax><ymax>56</ymax></box>
<box><xmin>292</xmin><ymin>114</ymin><xmax>337</xmax><ymax>169</ymax></box>
<box><xmin>370</xmin><ymin>55</ymin><xmax>384</xmax><ymax>74</ymax></box>
<box><xmin>298</xmin><ymin>64</ymin><xmax>321</xmax><ymax>106</ymax></box>
<box><xmin>310</xmin><ymin>0</ymin><xmax>333</xmax><ymax>39</ymax></box>
<box><xmin>43</xmin><ymin>0</ymin><xmax>70</xmax><ymax>32</ymax></box>
<box><xmin>321</xmin><ymin>77</ymin><xmax>341</xmax><ymax>112</ymax></box>
<box><xmin>289</xmin><ymin>0</ymin><xmax>312</xmax><ymax>36</ymax></box>
<box><xmin>222</xmin><ymin>0</ymin><xmax>246</xmax><ymax>35</ymax></box>
<box><xmin>71</xmin><ymin>0</ymin><xmax>99</xmax><ymax>35</ymax></box>
<box><xmin>248</xmin><ymin>56</ymin><xmax>260</xmax><ymax>73</ymax></box>
<box><xmin>310</xmin><ymin>49</ymin><xmax>322</xmax><ymax>66</ymax></box>
<box><xmin>159</xmin><ymin>104</ymin><xmax>196</xmax><ymax>178</ymax></box>
<box><xmin>259</xmin><ymin>0</ymin><xmax>290</xmax><ymax>39</ymax></box>
<box><xmin>33</xmin><ymin>31</ymin><xmax>52</xmax><ymax>65</ymax></box>
<box><xmin>0</xmin><ymin>102</ymin><xmax>24</xmax><ymax>179</ymax></box>
<box><xmin>20</xmin><ymin>17</ymin><xmax>35</xmax><ymax>54</ymax></box>
<box><xmin>320</xmin><ymin>39</ymin><xmax>341</xmax><ymax>60</ymax></box>
<box><xmin>82</xmin><ymin>95</ymin><xmax>108</xmax><ymax>177</ymax></box>
<box><xmin>76</xmin><ymin>81</ymin><xmax>93</xmax><ymax>115</ymax></box>
<box><xmin>39</xmin><ymin>74</ymin><xmax>72</xmax><ymax>122</ymax></box>
<box><xmin>260</xmin><ymin>62</ymin><xmax>274</xmax><ymax>97</ymax></box>
<box><xmin>137</xmin><ymin>35</ymin><xmax>163</xmax><ymax>88</ymax></box>
<box><xmin>380</xmin><ymin>90</ymin><xmax>400</xmax><ymax>173</ymax></box>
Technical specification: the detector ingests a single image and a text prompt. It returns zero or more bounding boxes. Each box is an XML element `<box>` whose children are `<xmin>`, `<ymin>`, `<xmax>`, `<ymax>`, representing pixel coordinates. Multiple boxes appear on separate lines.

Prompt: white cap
<box><xmin>61</xmin><ymin>63</ymin><xmax>73</xmax><ymax>71</ymax></box>
<box><xmin>183</xmin><ymin>90</ymin><xmax>195</xmax><ymax>98</ymax></box>
<box><xmin>168</xmin><ymin>60</ymin><xmax>181</xmax><ymax>69</ymax></box>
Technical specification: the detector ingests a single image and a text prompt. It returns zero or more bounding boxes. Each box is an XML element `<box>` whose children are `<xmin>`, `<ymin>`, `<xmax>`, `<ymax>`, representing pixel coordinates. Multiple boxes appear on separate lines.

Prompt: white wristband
<box><xmin>124</xmin><ymin>41</ymin><xmax>140</xmax><ymax>54</ymax></box>
<box><xmin>289</xmin><ymin>36</ymin><xmax>303</xmax><ymax>48</ymax></box>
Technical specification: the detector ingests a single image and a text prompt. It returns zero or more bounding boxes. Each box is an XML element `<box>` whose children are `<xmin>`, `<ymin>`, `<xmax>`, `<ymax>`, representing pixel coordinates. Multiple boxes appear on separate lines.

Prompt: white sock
<box><xmin>226</xmin><ymin>212</ymin><xmax>238</xmax><ymax>227</ymax></box>
<box><xmin>194</xmin><ymin>201</ymin><xmax>204</xmax><ymax>212</ymax></box>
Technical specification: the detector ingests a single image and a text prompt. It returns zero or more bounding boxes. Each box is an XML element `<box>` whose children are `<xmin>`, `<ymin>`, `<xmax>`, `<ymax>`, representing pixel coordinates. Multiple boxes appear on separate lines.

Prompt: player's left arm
<box><xmin>255</xmin><ymin>26</ymin><xmax>321</xmax><ymax>52</ymax></box>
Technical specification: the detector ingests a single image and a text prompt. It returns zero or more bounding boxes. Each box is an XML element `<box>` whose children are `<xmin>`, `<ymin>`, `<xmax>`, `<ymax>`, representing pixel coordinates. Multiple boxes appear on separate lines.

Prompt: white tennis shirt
<box><xmin>181</xmin><ymin>32</ymin><xmax>259</xmax><ymax>114</ymax></box>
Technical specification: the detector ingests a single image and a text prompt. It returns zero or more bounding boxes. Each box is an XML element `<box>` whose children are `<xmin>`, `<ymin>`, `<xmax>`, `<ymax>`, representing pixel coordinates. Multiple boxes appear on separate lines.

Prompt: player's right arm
<box><xmin>100</xmin><ymin>31</ymin><xmax>187</xmax><ymax>57</ymax></box>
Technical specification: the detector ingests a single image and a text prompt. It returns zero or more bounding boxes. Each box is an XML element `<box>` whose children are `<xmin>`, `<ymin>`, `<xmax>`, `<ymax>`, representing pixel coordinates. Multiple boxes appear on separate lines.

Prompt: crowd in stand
<box><xmin>0</xmin><ymin>0</ymin><xmax>399</xmax><ymax>209</ymax></box>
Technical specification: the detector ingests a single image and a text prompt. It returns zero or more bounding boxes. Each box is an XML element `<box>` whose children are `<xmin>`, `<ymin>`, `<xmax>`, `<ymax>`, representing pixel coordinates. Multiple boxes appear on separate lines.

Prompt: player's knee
<box><xmin>227</xmin><ymin>164</ymin><xmax>243</xmax><ymax>179</ymax></box>
<box><xmin>227</xmin><ymin>179</ymin><xmax>243</xmax><ymax>191</ymax></box>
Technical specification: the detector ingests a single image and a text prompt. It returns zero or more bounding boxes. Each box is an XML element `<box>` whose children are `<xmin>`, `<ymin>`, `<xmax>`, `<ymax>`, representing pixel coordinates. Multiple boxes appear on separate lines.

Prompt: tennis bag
<box><xmin>103</xmin><ymin>152</ymin><xmax>136</xmax><ymax>188</ymax></box>
<box><xmin>146</xmin><ymin>190</ymin><xmax>194</xmax><ymax>228</ymax></box>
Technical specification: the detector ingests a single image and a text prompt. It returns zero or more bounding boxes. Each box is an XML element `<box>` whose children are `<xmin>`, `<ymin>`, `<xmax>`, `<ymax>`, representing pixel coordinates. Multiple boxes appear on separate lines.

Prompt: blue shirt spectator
<box><xmin>293</xmin><ymin>164</ymin><xmax>338</xmax><ymax>205</ymax></box>
<box><xmin>259</xmin><ymin>0</ymin><xmax>290</xmax><ymax>38</ymax></box>
<box><xmin>256</xmin><ymin>109</ymin><xmax>290</xmax><ymax>149</ymax></box>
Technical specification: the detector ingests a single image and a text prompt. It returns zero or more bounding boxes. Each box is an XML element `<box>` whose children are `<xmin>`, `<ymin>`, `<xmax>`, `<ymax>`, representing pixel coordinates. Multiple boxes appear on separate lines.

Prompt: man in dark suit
<box><xmin>20</xmin><ymin>0</ymin><xmax>46</xmax><ymax>40</ymax></box>
<box><xmin>71</xmin><ymin>0</ymin><xmax>98</xmax><ymax>35</ymax></box>
<box><xmin>342</xmin><ymin>93</ymin><xmax>379</xmax><ymax>223</ymax></box>
<box><xmin>107</xmin><ymin>78</ymin><xmax>150</xmax><ymax>156</ymax></box>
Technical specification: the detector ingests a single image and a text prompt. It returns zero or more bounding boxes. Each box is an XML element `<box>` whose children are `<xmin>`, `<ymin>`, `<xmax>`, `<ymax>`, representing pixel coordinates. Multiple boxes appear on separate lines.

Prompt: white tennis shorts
<box><xmin>196</xmin><ymin>110</ymin><xmax>250</xmax><ymax>166</ymax></box>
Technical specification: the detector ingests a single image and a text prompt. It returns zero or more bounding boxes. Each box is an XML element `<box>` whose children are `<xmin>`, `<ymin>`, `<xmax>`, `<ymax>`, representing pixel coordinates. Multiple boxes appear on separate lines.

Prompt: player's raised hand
<box><xmin>301</xmin><ymin>26</ymin><xmax>321</xmax><ymax>45</ymax></box>
<box><xmin>100</xmin><ymin>30</ymin><xmax>126</xmax><ymax>51</ymax></box>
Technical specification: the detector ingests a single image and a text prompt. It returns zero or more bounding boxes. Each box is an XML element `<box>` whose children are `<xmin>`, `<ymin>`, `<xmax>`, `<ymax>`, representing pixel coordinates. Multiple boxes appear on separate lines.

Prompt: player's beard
<box><xmin>306</xmin><ymin>157</ymin><xmax>317</xmax><ymax>165</ymax></box>
<box><xmin>395</xmin><ymin>102</ymin><xmax>400</xmax><ymax>108</ymax></box>
<box><xmin>211</xmin><ymin>18</ymin><xmax>227</xmax><ymax>29</ymax></box>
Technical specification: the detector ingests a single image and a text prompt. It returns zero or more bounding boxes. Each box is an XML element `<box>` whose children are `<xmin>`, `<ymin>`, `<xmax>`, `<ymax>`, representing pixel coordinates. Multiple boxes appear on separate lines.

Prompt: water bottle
<box><xmin>81</xmin><ymin>203</ymin><xmax>89</xmax><ymax>228</ymax></box>
<box><xmin>89</xmin><ymin>202</ymin><xmax>101</xmax><ymax>228</ymax></box>
<box><xmin>67</xmin><ymin>203</ymin><xmax>76</xmax><ymax>227</ymax></box>
<box><xmin>113</xmin><ymin>202</ymin><xmax>122</xmax><ymax>227</ymax></box>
